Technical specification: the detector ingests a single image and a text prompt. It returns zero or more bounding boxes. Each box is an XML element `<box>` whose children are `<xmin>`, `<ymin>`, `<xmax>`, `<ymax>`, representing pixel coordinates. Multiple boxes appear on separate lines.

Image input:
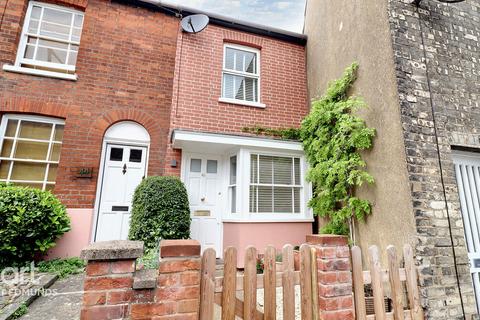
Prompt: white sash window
<box><xmin>3</xmin><ymin>1</ymin><xmax>84</xmax><ymax>80</ymax></box>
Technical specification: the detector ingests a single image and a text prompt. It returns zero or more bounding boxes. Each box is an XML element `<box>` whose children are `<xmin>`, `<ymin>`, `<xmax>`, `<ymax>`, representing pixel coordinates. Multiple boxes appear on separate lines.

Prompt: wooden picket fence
<box><xmin>351</xmin><ymin>244</ymin><xmax>424</xmax><ymax>320</ymax></box>
<box><xmin>199</xmin><ymin>244</ymin><xmax>318</xmax><ymax>320</ymax></box>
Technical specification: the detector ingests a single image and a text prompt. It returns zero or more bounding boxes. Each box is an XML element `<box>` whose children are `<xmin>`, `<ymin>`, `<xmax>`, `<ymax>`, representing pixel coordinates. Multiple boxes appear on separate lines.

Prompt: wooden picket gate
<box><xmin>199</xmin><ymin>244</ymin><xmax>319</xmax><ymax>320</ymax></box>
<box><xmin>351</xmin><ymin>244</ymin><xmax>424</xmax><ymax>320</ymax></box>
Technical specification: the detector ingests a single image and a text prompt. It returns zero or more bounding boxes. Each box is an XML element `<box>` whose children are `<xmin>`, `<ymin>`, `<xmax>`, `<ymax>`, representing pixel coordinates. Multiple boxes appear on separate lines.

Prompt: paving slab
<box><xmin>20</xmin><ymin>274</ymin><xmax>84</xmax><ymax>320</ymax></box>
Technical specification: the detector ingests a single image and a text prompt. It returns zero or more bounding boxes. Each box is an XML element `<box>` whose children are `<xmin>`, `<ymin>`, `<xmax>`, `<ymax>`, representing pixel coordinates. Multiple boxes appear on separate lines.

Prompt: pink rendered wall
<box><xmin>46</xmin><ymin>208</ymin><xmax>94</xmax><ymax>259</ymax></box>
<box><xmin>223</xmin><ymin>222</ymin><xmax>312</xmax><ymax>267</ymax></box>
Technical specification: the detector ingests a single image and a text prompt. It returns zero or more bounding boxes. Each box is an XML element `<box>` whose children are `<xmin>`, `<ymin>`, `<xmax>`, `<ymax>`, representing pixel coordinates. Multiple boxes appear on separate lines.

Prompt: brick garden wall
<box><xmin>164</xmin><ymin>25</ymin><xmax>308</xmax><ymax>175</ymax></box>
<box><xmin>0</xmin><ymin>0</ymin><xmax>178</xmax><ymax>207</ymax></box>
<box><xmin>387</xmin><ymin>0</ymin><xmax>479</xmax><ymax>318</ymax></box>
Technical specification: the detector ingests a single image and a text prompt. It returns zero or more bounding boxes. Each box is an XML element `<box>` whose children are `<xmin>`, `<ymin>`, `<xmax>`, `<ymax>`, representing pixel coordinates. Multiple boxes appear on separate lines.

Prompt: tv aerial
<box><xmin>180</xmin><ymin>14</ymin><xmax>209</xmax><ymax>34</ymax></box>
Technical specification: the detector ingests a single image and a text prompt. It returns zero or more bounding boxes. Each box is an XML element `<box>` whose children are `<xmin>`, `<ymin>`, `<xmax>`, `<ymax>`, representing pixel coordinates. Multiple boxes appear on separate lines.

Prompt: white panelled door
<box><xmin>185</xmin><ymin>154</ymin><xmax>222</xmax><ymax>257</ymax></box>
<box><xmin>452</xmin><ymin>151</ymin><xmax>480</xmax><ymax>313</ymax></box>
<box><xmin>95</xmin><ymin>144</ymin><xmax>147</xmax><ymax>242</ymax></box>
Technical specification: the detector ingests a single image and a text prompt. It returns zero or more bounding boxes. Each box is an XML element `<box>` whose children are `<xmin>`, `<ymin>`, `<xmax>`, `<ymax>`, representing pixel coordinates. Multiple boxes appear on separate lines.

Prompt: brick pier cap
<box><xmin>80</xmin><ymin>240</ymin><xmax>144</xmax><ymax>261</ymax></box>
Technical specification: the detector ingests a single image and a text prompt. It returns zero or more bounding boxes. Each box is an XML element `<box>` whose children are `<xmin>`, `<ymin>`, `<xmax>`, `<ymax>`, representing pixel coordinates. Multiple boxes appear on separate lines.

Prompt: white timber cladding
<box><xmin>2</xmin><ymin>1</ymin><xmax>84</xmax><ymax>80</ymax></box>
<box><xmin>0</xmin><ymin>114</ymin><xmax>65</xmax><ymax>191</ymax></box>
<box><xmin>175</xmin><ymin>130</ymin><xmax>313</xmax><ymax>222</ymax></box>
<box><xmin>452</xmin><ymin>150</ymin><xmax>480</xmax><ymax>314</ymax></box>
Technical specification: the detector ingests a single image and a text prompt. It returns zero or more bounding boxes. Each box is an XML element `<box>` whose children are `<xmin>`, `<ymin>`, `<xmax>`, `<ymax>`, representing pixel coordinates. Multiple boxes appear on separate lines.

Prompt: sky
<box><xmin>166</xmin><ymin>0</ymin><xmax>306</xmax><ymax>33</ymax></box>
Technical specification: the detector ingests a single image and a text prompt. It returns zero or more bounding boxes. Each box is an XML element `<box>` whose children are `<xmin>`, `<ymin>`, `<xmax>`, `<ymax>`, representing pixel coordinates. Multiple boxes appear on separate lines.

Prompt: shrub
<box><xmin>128</xmin><ymin>176</ymin><xmax>191</xmax><ymax>250</ymax></box>
<box><xmin>0</xmin><ymin>184</ymin><xmax>70</xmax><ymax>268</ymax></box>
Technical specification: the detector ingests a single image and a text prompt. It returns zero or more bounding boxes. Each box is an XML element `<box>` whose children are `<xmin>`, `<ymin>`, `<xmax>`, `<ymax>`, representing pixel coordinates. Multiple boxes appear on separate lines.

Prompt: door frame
<box><xmin>91</xmin><ymin>137</ymin><xmax>150</xmax><ymax>243</ymax></box>
<box><xmin>181</xmin><ymin>152</ymin><xmax>225</xmax><ymax>257</ymax></box>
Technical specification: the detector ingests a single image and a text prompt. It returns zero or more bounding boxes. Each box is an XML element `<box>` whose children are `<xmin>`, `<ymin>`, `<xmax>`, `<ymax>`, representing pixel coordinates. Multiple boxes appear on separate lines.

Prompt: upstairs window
<box><xmin>13</xmin><ymin>2</ymin><xmax>84</xmax><ymax>75</ymax></box>
<box><xmin>222</xmin><ymin>44</ymin><xmax>260</xmax><ymax>104</ymax></box>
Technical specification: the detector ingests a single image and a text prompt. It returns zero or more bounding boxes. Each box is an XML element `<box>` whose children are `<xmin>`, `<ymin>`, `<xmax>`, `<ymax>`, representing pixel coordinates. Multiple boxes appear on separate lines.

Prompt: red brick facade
<box><xmin>0</xmin><ymin>0</ymin><xmax>178</xmax><ymax>207</ymax></box>
<box><xmin>165</xmin><ymin>24</ymin><xmax>308</xmax><ymax>175</ymax></box>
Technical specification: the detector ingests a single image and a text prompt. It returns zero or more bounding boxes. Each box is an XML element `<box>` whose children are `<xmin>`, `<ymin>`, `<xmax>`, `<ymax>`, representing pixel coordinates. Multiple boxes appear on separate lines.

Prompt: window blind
<box><xmin>249</xmin><ymin>154</ymin><xmax>301</xmax><ymax>214</ymax></box>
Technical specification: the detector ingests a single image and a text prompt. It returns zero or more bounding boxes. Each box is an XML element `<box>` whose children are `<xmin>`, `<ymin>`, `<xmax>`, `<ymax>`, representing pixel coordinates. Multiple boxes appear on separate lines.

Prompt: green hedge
<box><xmin>0</xmin><ymin>184</ymin><xmax>70</xmax><ymax>268</ymax></box>
<box><xmin>128</xmin><ymin>176</ymin><xmax>191</xmax><ymax>249</ymax></box>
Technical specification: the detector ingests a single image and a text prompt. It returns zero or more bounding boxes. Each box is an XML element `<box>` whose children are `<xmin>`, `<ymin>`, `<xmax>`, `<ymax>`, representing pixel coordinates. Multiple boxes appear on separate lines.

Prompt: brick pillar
<box><xmin>80</xmin><ymin>240</ymin><xmax>144</xmax><ymax>320</ymax></box>
<box><xmin>130</xmin><ymin>239</ymin><xmax>201</xmax><ymax>320</ymax></box>
<box><xmin>307</xmin><ymin>234</ymin><xmax>354</xmax><ymax>320</ymax></box>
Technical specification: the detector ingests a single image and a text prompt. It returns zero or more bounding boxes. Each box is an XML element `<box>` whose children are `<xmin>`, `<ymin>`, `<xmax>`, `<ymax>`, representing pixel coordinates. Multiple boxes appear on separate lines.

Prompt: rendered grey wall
<box><xmin>304</xmin><ymin>0</ymin><xmax>416</xmax><ymax>264</ymax></box>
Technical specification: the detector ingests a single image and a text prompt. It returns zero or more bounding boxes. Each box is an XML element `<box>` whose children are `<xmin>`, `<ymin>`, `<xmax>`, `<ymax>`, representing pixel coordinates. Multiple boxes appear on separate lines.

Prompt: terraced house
<box><xmin>0</xmin><ymin>0</ymin><xmax>309</xmax><ymax>265</ymax></box>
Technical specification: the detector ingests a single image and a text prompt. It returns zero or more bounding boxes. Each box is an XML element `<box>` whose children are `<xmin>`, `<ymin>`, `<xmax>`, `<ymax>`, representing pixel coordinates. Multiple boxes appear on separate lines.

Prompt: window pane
<box><xmin>72</xmin><ymin>28</ymin><xmax>81</xmax><ymax>42</ymax></box>
<box><xmin>15</xmin><ymin>141</ymin><xmax>49</xmax><ymax>160</ymax></box>
<box><xmin>129</xmin><ymin>149</ymin><xmax>142</xmax><ymax>163</ymax></box>
<box><xmin>245</xmin><ymin>77</ymin><xmax>258</xmax><ymax>102</ymax></box>
<box><xmin>110</xmin><ymin>148</ymin><xmax>123</xmax><ymax>161</ymax></box>
<box><xmin>11</xmin><ymin>162</ymin><xmax>46</xmax><ymax>181</ymax></box>
<box><xmin>294</xmin><ymin>158</ymin><xmax>301</xmax><ymax>185</ymax></box>
<box><xmin>43</xmin><ymin>8</ymin><xmax>72</xmax><ymax>26</ymax></box>
<box><xmin>45</xmin><ymin>184</ymin><xmax>55</xmax><ymax>191</ymax></box>
<box><xmin>230</xmin><ymin>156</ymin><xmax>237</xmax><ymax>185</ymax></box>
<box><xmin>67</xmin><ymin>52</ymin><xmax>78</xmax><ymax>65</ymax></box>
<box><xmin>231</xmin><ymin>186</ymin><xmax>236</xmax><ymax>213</ymax></box>
<box><xmin>207</xmin><ymin>160</ymin><xmax>217</xmax><ymax>174</ymax></box>
<box><xmin>31</xmin><ymin>6</ymin><xmax>42</xmax><ymax>19</ymax></box>
<box><xmin>16</xmin><ymin>182</ymin><xmax>43</xmax><ymax>189</ymax></box>
<box><xmin>1</xmin><ymin>139</ymin><xmax>13</xmax><ymax>157</ymax></box>
<box><xmin>28</xmin><ymin>19</ymin><xmax>39</xmax><ymax>33</ymax></box>
<box><xmin>0</xmin><ymin>161</ymin><xmax>11</xmax><ymax>179</ymax></box>
<box><xmin>38</xmin><ymin>39</ymin><xmax>69</xmax><ymax>50</ymax></box>
<box><xmin>223</xmin><ymin>74</ymin><xmax>234</xmax><ymax>99</ymax></box>
<box><xmin>259</xmin><ymin>155</ymin><xmax>273</xmax><ymax>184</ymax></box>
<box><xmin>273</xmin><ymin>156</ymin><xmax>292</xmax><ymax>185</ymax></box>
<box><xmin>36</xmin><ymin>46</ymin><xmax>67</xmax><ymax>64</ymax></box>
<box><xmin>273</xmin><ymin>187</ymin><xmax>293</xmax><ymax>213</ymax></box>
<box><xmin>225</xmin><ymin>48</ymin><xmax>235</xmax><ymax>69</ymax></box>
<box><xmin>250</xmin><ymin>154</ymin><xmax>258</xmax><ymax>184</ymax></box>
<box><xmin>47</xmin><ymin>164</ymin><xmax>57</xmax><ymax>182</ymax></box>
<box><xmin>49</xmin><ymin>143</ymin><xmax>61</xmax><ymax>162</ymax></box>
<box><xmin>5</xmin><ymin>120</ymin><xmax>18</xmax><ymax>137</ymax></box>
<box><xmin>258</xmin><ymin>186</ymin><xmax>272</xmax><ymax>213</ymax></box>
<box><xmin>54</xmin><ymin>125</ymin><xmax>64</xmax><ymax>141</ymax></box>
<box><xmin>293</xmin><ymin>187</ymin><xmax>300</xmax><ymax>213</ymax></box>
<box><xmin>74</xmin><ymin>15</ymin><xmax>83</xmax><ymax>28</ymax></box>
<box><xmin>40</xmin><ymin>21</ymin><xmax>70</xmax><ymax>40</ymax></box>
<box><xmin>24</xmin><ymin>45</ymin><xmax>35</xmax><ymax>59</ymax></box>
<box><xmin>244</xmin><ymin>51</ymin><xmax>256</xmax><ymax>73</ymax></box>
<box><xmin>19</xmin><ymin>121</ymin><xmax>52</xmax><ymax>140</ymax></box>
<box><xmin>190</xmin><ymin>159</ymin><xmax>201</xmax><ymax>172</ymax></box>
<box><xmin>249</xmin><ymin>185</ymin><xmax>257</xmax><ymax>212</ymax></box>
<box><xmin>235</xmin><ymin>77</ymin><xmax>245</xmax><ymax>100</ymax></box>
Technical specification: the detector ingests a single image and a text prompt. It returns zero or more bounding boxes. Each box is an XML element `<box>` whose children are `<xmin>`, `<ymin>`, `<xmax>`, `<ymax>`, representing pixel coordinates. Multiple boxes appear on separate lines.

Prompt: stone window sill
<box><xmin>3</xmin><ymin>64</ymin><xmax>78</xmax><ymax>81</ymax></box>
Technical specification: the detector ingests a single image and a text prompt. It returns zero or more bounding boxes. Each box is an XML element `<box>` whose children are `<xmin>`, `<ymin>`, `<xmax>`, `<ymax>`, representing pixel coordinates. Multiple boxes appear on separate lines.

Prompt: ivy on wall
<box><xmin>243</xmin><ymin>63</ymin><xmax>375</xmax><ymax>235</ymax></box>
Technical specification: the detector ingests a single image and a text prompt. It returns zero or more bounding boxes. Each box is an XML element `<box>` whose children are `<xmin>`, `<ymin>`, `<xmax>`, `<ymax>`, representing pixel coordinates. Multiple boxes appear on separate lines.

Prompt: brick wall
<box><xmin>0</xmin><ymin>0</ymin><xmax>178</xmax><ymax>207</ymax></box>
<box><xmin>387</xmin><ymin>0</ymin><xmax>479</xmax><ymax>318</ymax></box>
<box><xmin>164</xmin><ymin>25</ymin><xmax>308</xmax><ymax>175</ymax></box>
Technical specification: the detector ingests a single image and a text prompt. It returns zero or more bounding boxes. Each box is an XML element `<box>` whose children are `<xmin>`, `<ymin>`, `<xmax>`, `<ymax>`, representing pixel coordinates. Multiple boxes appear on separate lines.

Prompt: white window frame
<box><xmin>225</xmin><ymin>148</ymin><xmax>312</xmax><ymax>222</ymax></box>
<box><xmin>249</xmin><ymin>153</ymin><xmax>303</xmax><ymax>215</ymax></box>
<box><xmin>2</xmin><ymin>1</ymin><xmax>83</xmax><ymax>81</ymax></box>
<box><xmin>219</xmin><ymin>43</ymin><xmax>265</xmax><ymax>108</ymax></box>
<box><xmin>0</xmin><ymin>114</ymin><xmax>65</xmax><ymax>190</ymax></box>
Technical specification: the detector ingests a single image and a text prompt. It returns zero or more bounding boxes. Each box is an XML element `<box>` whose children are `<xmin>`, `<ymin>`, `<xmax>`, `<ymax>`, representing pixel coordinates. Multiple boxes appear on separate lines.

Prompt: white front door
<box><xmin>185</xmin><ymin>154</ymin><xmax>222</xmax><ymax>257</ymax></box>
<box><xmin>95</xmin><ymin>144</ymin><xmax>147</xmax><ymax>242</ymax></box>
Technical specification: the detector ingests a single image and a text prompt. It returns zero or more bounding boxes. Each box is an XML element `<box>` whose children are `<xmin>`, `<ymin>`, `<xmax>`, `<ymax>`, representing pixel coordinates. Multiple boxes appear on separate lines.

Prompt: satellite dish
<box><xmin>181</xmin><ymin>14</ymin><xmax>209</xmax><ymax>34</ymax></box>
